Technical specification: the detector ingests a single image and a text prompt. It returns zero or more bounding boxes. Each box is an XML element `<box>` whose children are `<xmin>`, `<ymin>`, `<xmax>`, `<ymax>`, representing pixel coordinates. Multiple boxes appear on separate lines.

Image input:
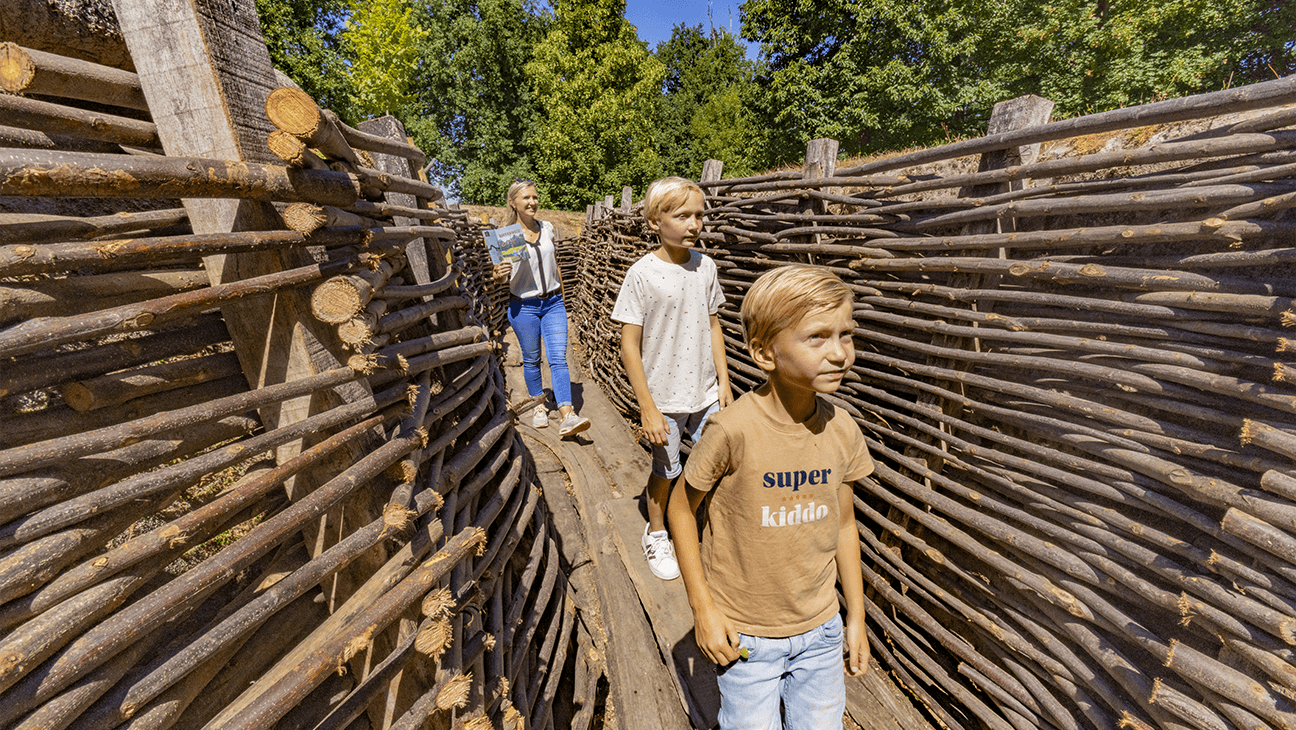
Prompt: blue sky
<box><xmin>624</xmin><ymin>0</ymin><xmax>758</xmax><ymax>58</ymax></box>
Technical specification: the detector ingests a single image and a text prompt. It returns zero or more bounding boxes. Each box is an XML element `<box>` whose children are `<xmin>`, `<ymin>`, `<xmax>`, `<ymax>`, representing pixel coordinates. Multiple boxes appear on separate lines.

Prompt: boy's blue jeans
<box><xmin>717</xmin><ymin>614</ymin><xmax>846</xmax><ymax>730</ymax></box>
<box><xmin>507</xmin><ymin>294</ymin><xmax>572</xmax><ymax>407</ymax></box>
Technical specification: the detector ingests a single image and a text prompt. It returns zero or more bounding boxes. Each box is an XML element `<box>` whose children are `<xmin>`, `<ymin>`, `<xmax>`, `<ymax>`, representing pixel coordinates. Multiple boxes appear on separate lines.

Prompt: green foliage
<box><xmin>655</xmin><ymin>24</ymin><xmax>763</xmax><ymax>179</ymax></box>
<box><xmin>255</xmin><ymin>0</ymin><xmax>358</xmax><ymax>123</ymax></box>
<box><xmin>406</xmin><ymin>0</ymin><xmax>547</xmax><ymax>204</ymax></box>
<box><xmin>525</xmin><ymin>0</ymin><xmax>666</xmax><ymax>209</ymax></box>
<box><xmin>742</xmin><ymin>0</ymin><xmax>1296</xmax><ymax>160</ymax></box>
<box><xmin>343</xmin><ymin>0</ymin><xmax>428</xmax><ymax>120</ymax></box>
<box><xmin>257</xmin><ymin>0</ymin><xmax>1295</xmax><ymax>209</ymax></box>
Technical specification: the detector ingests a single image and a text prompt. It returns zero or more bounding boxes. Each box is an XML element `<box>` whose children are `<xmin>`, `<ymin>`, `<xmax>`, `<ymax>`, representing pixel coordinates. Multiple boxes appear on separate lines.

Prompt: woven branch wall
<box><xmin>0</xmin><ymin>36</ymin><xmax>599</xmax><ymax>730</ymax></box>
<box><xmin>569</xmin><ymin>81</ymin><xmax>1296</xmax><ymax>730</ymax></box>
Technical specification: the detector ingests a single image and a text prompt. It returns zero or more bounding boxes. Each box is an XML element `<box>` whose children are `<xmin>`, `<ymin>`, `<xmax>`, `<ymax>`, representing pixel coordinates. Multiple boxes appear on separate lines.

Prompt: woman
<box><xmin>493</xmin><ymin>179</ymin><xmax>591</xmax><ymax>438</ymax></box>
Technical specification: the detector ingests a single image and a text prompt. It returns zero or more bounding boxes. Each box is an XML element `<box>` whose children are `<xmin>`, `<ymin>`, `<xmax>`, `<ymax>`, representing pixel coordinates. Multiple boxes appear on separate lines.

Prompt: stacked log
<box><xmin>571</xmin><ymin>78</ymin><xmax>1296</xmax><ymax>730</ymax></box>
<box><xmin>1</xmin><ymin>30</ymin><xmax>602</xmax><ymax>730</ymax></box>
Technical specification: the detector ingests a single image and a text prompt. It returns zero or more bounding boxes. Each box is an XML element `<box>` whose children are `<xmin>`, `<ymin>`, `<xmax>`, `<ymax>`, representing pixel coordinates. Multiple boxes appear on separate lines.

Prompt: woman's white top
<box><xmin>509</xmin><ymin>221</ymin><xmax>562</xmax><ymax>299</ymax></box>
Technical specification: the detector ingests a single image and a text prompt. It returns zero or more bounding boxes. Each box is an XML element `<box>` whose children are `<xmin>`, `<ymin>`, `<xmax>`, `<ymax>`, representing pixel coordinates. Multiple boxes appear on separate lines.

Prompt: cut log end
<box><xmin>1276</xmin><ymin>363</ymin><xmax>1292</xmax><ymax>383</ymax></box>
<box><xmin>421</xmin><ymin>587</ymin><xmax>452</xmax><ymax>619</ymax></box>
<box><xmin>266</xmin><ymin>130</ymin><xmax>327</xmax><ymax>170</ymax></box>
<box><xmin>1240</xmin><ymin>418</ymin><xmax>1258</xmax><ymax>445</ymax></box>
<box><xmin>311</xmin><ymin>277</ymin><xmax>368</xmax><ymax>324</ymax></box>
<box><xmin>336</xmin><ymin>315</ymin><xmax>375</xmax><ymax>346</ymax></box>
<box><xmin>381</xmin><ymin>503</ymin><xmax>416</xmax><ymax>532</ymax></box>
<box><xmin>415</xmin><ymin>617</ymin><xmax>452</xmax><ymax>659</ymax></box>
<box><xmin>435</xmin><ymin>671</ymin><xmax>472</xmax><ymax>710</ymax></box>
<box><xmin>283</xmin><ymin>202</ymin><xmax>327</xmax><ymax>236</ymax></box>
<box><xmin>336</xmin><ymin>627</ymin><xmax>374</xmax><ymax>675</ymax></box>
<box><xmin>60</xmin><ymin>381</ymin><xmax>95</xmax><ymax>412</ymax></box>
<box><xmin>502</xmin><ymin>702</ymin><xmax>524</xmax><ymax>730</ymax></box>
<box><xmin>0</xmin><ymin>43</ymin><xmax>35</xmax><ymax>93</ymax></box>
<box><xmin>385</xmin><ymin>458</ymin><xmax>414</xmax><ymax>485</ymax></box>
<box><xmin>264</xmin><ymin>86</ymin><xmax>322</xmax><ymax>138</ymax></box>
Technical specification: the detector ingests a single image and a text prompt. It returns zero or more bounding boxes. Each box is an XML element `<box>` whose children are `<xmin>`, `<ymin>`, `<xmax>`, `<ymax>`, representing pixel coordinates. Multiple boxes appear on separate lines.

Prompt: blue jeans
<box><xmin>717</xmin><ymin>614</ymin><xmax>846</xmax><ymax>730</ymax></box>
<box><xmin>507</xmin><ymin>294</ymin><xmax>572</xmax><ymax>407</ymax></box>
<box><xmin>650</xmin><ymin>400</ymin><xmax>720</xmax><ymax>479</ymax></box>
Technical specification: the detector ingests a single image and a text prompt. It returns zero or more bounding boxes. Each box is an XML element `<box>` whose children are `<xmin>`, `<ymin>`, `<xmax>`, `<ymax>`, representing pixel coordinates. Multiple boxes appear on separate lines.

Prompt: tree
<box><xmin>406</xmin><ymin>0</ymin><xmax>546</xmax><ymax>204</ymax></box>
<box><xmin>525</xmin><ymin>0</ymin><xmax>665</xmax><ymax>209</ymax></box>
<box><xmin>343</xmin><ymin>0</ymin><xmax>427</xmax><ymax>121</ymax></box>
<box><xmin>255</xmin><ymin>0</ymin><xmax>358</xmax><ymax>123</ymax></box>
<box><xmin>655</xmin><ymin>24</ymin><xmax>763</xmax><ymax>179</ymax></box>
<box><xmin>741</xmin><ymin>0</ymin><xmax>1296</xmax><ymax>160</ymax></box>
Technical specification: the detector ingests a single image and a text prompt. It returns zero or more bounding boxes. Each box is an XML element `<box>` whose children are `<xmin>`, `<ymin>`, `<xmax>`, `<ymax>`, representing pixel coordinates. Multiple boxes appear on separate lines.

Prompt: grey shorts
<box><xmin>650</xmin><ymin>400</ymin><xmax>721</xmax><ymax>479</ymax></box>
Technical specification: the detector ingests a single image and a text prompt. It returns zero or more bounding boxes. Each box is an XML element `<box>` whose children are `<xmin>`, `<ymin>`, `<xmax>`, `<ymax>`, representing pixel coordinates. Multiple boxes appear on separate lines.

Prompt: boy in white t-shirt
<box><xmin>612</xmin><ymin>177</ymin><xmax>731</xmax><ymax>580</ymax></box>
<box><xmin>667</xmin><ymin>265</ymin><xmax>873</xmax><ymax>728</ymax></box>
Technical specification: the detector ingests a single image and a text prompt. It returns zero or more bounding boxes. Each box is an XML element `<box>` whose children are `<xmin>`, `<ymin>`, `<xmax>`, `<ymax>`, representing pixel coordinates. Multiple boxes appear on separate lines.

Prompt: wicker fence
<box><xmin>569</xmin><ymin>80</ymin><xmax>1296</xmax><ymax>730</ymax></box>
<box><xmin>0</xmin><ymin>6</ymin><xmax>600</xmax><ymax>729</ymax></box>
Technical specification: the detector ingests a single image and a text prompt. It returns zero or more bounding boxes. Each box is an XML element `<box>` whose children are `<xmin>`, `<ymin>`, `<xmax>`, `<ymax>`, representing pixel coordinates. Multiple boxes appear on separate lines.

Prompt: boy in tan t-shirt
<box><xmin>667</xmin><ymin>265</ymin><xmax>873</xmax><ymax>729</ymax></box>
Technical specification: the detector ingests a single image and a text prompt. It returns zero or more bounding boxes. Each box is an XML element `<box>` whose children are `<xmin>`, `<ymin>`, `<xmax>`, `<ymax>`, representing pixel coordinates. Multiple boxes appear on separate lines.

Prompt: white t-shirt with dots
<box><xmin>611</xmin><ymin>250</ymin><xmax>725</xmax><ymax>414</ymax></box>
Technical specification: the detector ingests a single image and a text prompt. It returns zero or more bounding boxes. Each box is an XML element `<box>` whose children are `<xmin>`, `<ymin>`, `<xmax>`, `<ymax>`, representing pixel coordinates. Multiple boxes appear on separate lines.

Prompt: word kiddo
<box><xmin>761</xmin><ymin>502</ymin><xmax>830</xmax><ymax>528</ymax></box>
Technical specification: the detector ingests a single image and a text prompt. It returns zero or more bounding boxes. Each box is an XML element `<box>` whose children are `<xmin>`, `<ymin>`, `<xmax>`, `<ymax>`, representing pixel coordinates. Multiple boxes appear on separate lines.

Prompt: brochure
<box><xmin>482</xmin><ymin>223</ymin><xmax>530</xmax><ymax>265</ymax></box>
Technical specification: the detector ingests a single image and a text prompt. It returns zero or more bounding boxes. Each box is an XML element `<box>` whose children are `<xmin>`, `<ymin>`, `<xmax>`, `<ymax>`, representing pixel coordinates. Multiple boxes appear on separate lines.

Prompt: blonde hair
<box><xmin>504</xmin><ymin>179</ymin><xmax>536</xmax><ymax>226</ymax></box>
<box><xmin>741</xmin><ymin>265</ymin><xmax>854</xmax><ymax>351</ymax></box>
<box><xmin>643</xmin><ymin>176</ymin><xmax>703</xmax><ymax>224</ymax></box>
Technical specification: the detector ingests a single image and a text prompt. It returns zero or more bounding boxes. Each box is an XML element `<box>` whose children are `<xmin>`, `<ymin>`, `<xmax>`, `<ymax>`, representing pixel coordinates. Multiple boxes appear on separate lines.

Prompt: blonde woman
<box><xmin>492</xmin><ymin>180</ymin><xmax>590</xmax><ymax>437</ymax></box>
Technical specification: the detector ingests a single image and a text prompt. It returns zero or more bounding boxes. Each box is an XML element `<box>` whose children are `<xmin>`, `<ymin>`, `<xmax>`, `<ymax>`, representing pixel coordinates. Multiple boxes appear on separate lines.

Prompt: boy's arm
<box><xmin>668</xmin><ymin>478</ymin><xmax>741</xmax><ymax>665</ymax></box>
<box><xmin>836</xmin><ymin>481</ymin><xmax>869</xmax><ymax>676</ymax></box>
<box><xmin>709</xmin><ymin>313</ymin><xmax>733</xmax><ymax>408</ymax></box>
<box><xmin>620</xmin><ymin>323</ymin><xmax>670</xmax><ymax>445</ymax></box>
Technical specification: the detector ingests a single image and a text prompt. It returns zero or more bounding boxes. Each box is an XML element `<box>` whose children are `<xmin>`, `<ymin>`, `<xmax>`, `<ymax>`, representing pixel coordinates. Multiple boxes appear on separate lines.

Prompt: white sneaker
<box><xmin>558</xmin><ymin>412</ymin><xmax>590</xmax><ymax>438</ymax></box>
<box><xmin>642</xmin><ymin>525</ymin><xmax>679</xmax><ymax>580</ymax></box>
<box><xmin>531</xmin><ymin>405</ymin><xmax>549</xmax><ymax>428</ymax></box>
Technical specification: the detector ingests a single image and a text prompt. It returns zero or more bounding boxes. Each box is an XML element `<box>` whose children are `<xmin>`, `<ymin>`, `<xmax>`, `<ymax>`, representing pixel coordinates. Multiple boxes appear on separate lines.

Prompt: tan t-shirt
<box><xmin>683</xmin><ymin>391</ymin><xmax>874</xmax><ymax>637</ymax></box>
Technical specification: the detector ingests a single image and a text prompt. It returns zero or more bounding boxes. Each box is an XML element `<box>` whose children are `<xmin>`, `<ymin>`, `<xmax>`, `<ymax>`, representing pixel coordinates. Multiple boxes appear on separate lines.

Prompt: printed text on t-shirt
<box><xmin>761</xmin><ymin>469</ymin><xmax>832</xmax><ymax>491</ymax></box>
<box><xmin>761</xmin><ymin>502</ymin><xmax>830</xmax><ymax>527</ymax></box>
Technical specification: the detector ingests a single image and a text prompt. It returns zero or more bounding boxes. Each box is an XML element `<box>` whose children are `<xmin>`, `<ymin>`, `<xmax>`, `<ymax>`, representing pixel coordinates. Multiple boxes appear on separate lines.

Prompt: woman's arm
<box><xmin>547</xmin><ymin>222</ymin><xmax>566</xmax><ymax>298</ymax></box>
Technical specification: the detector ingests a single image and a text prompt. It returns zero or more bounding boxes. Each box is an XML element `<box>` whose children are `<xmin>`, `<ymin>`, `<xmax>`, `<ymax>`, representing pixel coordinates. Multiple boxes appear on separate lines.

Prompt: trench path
<box><xmin>499</xmin><ymin>329</ymin><xmax>934</xmax><ymax>730</ymax></box>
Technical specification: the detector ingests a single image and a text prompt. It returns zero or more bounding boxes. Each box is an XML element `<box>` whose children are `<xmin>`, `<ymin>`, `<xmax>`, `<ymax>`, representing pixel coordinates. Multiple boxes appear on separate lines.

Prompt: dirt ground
<box><xmin>459</xmin><ymin>204</ymin><xmax>587</xmax><ymax>238</ymax></box>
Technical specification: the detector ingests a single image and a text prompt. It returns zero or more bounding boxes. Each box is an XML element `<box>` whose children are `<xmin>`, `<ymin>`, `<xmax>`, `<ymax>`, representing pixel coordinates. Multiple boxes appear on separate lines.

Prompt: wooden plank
<box><xmin>845</xmin><ymin>669</ymin><xmax>939</xmax><ymax>730</ymax></box>
<box><xmin>503</xmin><ymin>335</ymin><xmax>689</xmax><ymax>729</ymax></box>
<box><xmin>517</xmin><ymin>429</ymin><xmax>690</xmax><ymax>730</ymax></box>
<box><xmin>606</xmin><ymin>496</ymin><xmax>721</xmax><ymax>728</ymax></box>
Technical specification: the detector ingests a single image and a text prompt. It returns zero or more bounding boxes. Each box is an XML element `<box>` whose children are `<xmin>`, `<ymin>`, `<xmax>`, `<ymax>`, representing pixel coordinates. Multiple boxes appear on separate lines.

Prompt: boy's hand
<box><xmin>718</xmin><ymin>383</ymin><xmax>734</xmax><ymax>409</ymax></box>
<box><xmin>641</xmin><ymin>406</ymin><xmax>670</xmax><ymax>446</ymax></box>
<box><xmin>844</xmin><ymin>611</ymin><xmax>870</xmax><ymax>676</ymax></box>
<box><xmin>491</xmin><ymin>261</ymin><xmax>512</xmax><ymax>283</ymax></box>
<box><xmin>694</xmin><ymin>604</ymin><xmax>742</xmax><ymax>665</ymax></box>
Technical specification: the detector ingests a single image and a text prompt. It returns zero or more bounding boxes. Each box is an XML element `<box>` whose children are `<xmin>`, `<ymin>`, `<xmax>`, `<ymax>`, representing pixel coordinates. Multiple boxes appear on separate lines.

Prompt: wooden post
<box><xmin>801</xmin><ymin>139</ymin><xmax>838</xmax><ymax>264</ymax></box>
<box><xmin>585</xmin><ymin>204</ymin><xmax>594</xmax><ymax>225</ymax></box>
<box><xmin>603</xmin><ymin>194</ymin><xmax>614</xmax><ymax>211</ymax></box>
<box><xmin>700</xmin><ymin>159</ymin><xmax>723</xmax><ymax>185</ymax></box>
<box><xmin>804</xmin><ymin>138</ymin><xmax>838</xmax><ymax>181</ymax></box>
<box><xmin>111</xmin><ymin>0</ymin><xmax>383</xmax><ymax>656</ymax></box>
<box><xmin>701</xmin><ymin>160</ymin><xmax>723</xmax><ymax>223</ymax></box>
<box><xmin>912</xmin><ymin>96</ymin><xmax>1053</xmax><ymax>471</ymax></box>
<box><xmin>620</xmin><ymin>186</ymin><xmax>633</xmax><ymax>212</ymax></box>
